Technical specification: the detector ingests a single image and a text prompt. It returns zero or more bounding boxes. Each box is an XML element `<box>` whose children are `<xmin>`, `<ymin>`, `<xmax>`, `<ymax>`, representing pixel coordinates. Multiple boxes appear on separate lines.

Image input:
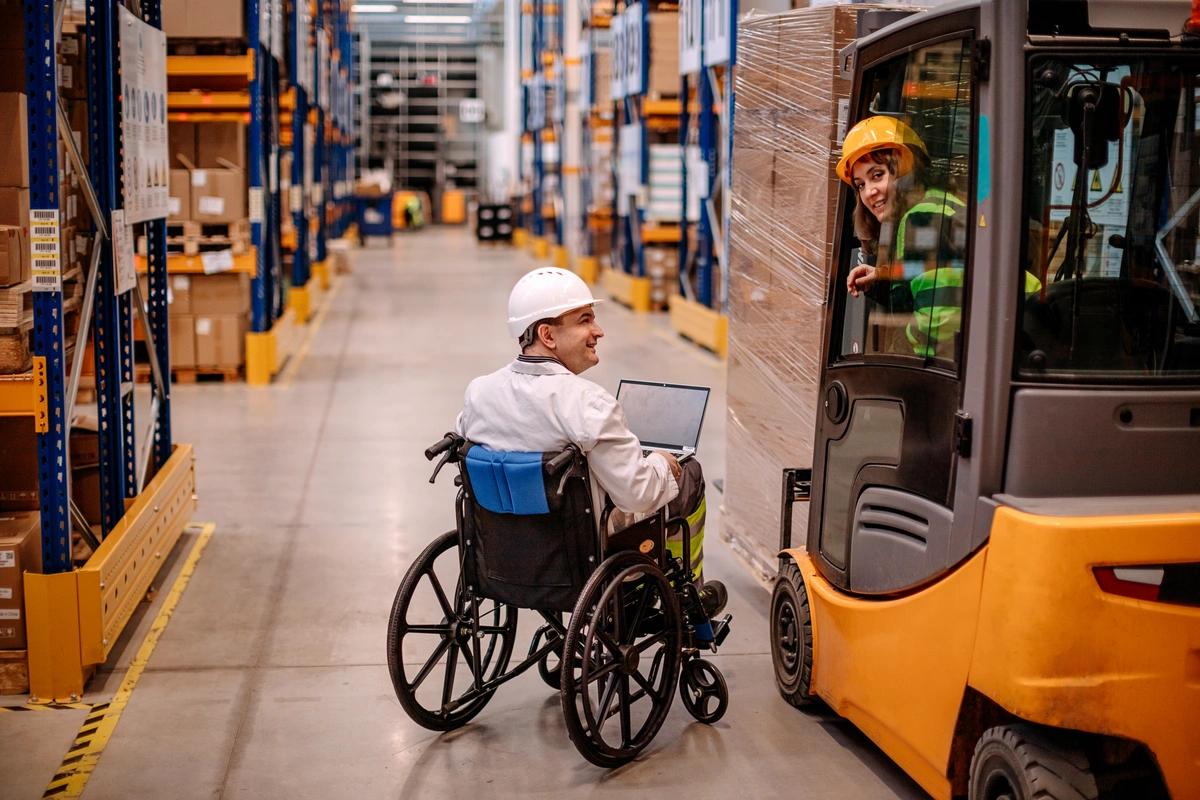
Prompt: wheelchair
<box><xmin>386</xmin><ymin>433</ymin><xmax>733</xmax><ymax>767</ymax></box>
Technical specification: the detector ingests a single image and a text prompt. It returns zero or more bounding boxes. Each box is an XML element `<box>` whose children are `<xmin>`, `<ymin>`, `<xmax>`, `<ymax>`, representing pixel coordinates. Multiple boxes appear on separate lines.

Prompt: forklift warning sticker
<box><xmin>30</xmin><ymin>209</ymin><xmax>62</xmax><ymax>293</ymax></box>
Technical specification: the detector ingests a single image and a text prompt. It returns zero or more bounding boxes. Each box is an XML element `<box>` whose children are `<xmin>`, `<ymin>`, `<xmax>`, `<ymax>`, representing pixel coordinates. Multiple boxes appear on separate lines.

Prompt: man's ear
<box><xmin>537</xmin><ymin>321</ymin><xmax>556</xmax><ymax>350</ymax></box>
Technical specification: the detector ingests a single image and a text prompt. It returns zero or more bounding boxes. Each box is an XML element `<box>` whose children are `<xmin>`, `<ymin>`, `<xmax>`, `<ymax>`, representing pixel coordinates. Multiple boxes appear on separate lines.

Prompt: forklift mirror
<box><xmin>1067</xmin><ymin>82</ymin><xmax>1123</xmax><ymax>169</ymax></box>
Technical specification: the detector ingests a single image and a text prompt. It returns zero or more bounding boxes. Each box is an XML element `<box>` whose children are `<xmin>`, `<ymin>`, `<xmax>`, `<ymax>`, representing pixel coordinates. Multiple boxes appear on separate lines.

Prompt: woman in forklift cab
<box><xmin>839</xmin><ymin>115</ymin><xmax>971</xmax><ymax>360</ymax></box>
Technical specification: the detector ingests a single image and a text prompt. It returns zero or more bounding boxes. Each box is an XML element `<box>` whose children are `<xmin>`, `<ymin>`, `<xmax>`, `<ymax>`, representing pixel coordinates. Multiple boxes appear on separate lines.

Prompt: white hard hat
<box><xmin>506</xmin><ymin>267</ymin><xmax>602</xmax><ymax>340</ymax></box>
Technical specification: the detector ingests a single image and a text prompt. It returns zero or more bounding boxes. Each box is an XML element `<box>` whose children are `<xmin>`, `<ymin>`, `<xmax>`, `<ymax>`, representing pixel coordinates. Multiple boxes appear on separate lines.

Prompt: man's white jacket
<box><xmin>455</xmin><ymin>357</ymin><xmax>679</xmax><ymax>519</ymax></box>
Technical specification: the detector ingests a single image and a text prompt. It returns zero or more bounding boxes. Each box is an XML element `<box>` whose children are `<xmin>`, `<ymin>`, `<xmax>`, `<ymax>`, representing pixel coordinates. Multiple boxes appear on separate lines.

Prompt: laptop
<box><xmin>616</xmin><ymin>380</ymin><xmax>711</xmax><ymax>460</ymax></box>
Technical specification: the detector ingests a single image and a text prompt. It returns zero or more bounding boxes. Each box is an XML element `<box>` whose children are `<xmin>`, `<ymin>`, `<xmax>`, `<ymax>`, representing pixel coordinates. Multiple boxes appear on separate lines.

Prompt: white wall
<box><xmin>480</xmin><ymin>0</ymin><xmax>523</xmax><ymax>200</ymax></box>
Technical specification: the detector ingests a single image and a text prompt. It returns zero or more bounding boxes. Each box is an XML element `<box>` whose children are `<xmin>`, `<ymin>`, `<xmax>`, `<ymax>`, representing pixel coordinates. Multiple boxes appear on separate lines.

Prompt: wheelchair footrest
<box><xmin>711</xmin><ymin>614</ymin><xmax>732</xmax><ymax>648</ymax></box>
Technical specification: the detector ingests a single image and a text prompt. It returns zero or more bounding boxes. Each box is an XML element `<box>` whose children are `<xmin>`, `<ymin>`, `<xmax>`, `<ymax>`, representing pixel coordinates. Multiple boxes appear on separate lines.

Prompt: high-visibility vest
<box><xmin>896</xmin><ymin>189</ymin><xmax>1043</xmax><ymax>357</ymax></box>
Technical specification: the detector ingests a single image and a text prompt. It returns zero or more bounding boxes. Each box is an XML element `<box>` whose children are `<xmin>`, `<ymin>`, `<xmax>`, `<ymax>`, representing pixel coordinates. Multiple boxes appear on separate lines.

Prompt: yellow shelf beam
<box><xmin>167</xmin><ymin>90</ymin><xmax>250</xmax><ymax>111</ymax></box>
<box><xmin>166</xmin><ymin>52</ymin><xmax>254</xmax><ymax>83</ymax></box>
<box><xmin>135</xmin><ymin>248</ymin><xmax>258</xmax><ymax>276</ymax></box>
<box><xmin>0</xmin><ymin>356</ymin><xmax>48</xmax><ymax>432</ymax></box>
<box><xmin>641</xmin><ymin>225</ymin><xmax>682</xmax><ymax>244</ymax></box>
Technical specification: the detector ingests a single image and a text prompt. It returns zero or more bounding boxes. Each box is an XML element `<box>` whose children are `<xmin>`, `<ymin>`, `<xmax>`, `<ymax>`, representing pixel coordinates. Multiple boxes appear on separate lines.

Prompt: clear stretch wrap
<box><xmin>723</xmin><ymin>5</ymin><xmax>878</xmax><ymax>577</ymax></box>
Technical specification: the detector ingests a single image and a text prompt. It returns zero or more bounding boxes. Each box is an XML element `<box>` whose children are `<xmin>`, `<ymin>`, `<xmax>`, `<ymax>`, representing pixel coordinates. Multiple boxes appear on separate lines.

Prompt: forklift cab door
<box><xmin>808</xmin><ymin>11</ymin><xmax>981</xmax><ymax>595</ymax></box>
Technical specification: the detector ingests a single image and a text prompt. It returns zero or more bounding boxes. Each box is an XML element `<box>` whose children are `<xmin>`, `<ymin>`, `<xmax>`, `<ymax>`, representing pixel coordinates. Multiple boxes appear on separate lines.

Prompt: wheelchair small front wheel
<box><xmin>561</xmin><ymin>552</ymin><xmax>682</xmax><ymax>768</ymax></box>
<box><xmin>386</xmin><ymin>531</ymin><xmax>518</xmax><ymax>731</ymax></box>
<box><xmin>679</xmin><ymin>657</ymin><xmax>728</xmax><ymax>724</ymax></box>
<box><xmin>534</xmin><ymin>621</ymin><xmax>565</xmax><ymax>690</ymax></box>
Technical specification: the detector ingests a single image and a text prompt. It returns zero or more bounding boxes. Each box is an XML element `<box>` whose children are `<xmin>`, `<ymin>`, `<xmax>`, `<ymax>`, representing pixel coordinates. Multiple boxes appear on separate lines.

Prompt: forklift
<box><xmin>771</xmin><ymin>1</ymin><xmax>1200</xmax><ymax>798</ymax></box>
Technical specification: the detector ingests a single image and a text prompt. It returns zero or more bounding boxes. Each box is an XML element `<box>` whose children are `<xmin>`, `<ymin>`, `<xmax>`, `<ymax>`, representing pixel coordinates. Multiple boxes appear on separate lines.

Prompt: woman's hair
<box><xmin>850</xmin><ymin>149</ymin><xmax>900</xmax><ymax>258</ymax></box>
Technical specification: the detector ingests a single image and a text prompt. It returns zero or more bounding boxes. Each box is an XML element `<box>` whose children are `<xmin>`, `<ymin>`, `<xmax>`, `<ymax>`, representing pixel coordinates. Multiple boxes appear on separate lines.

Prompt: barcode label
<box><xmin>33</xmin><ymin>241</ymin><xmax>57</xmax><ymax>252</ymax></box>
<box><xmin>33</xmin><ymin>274</ymin><xmax>60</xmax><ymax>288</ymax></box>
<box><xmin>33</xmin><ymin>258</ymin><xmax>59</xmax><ymax>268</ymax></box>
<box><xmin>30</xmin><ymin>209</ymin><xmax>62</xmax><ymax>293</ymax></box>
<box><xmin>33</xmin><ymin>225</ymin><xmax>57</xmax><ymax>237</ymax></box>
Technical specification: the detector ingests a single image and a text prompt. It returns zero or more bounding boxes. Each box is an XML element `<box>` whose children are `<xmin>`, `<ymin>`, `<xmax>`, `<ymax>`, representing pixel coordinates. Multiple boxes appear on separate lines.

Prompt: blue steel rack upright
<box><xmin>19</xmin><ymin>0</ymin><xmax>198</xmax><ymax>703</ymax></box>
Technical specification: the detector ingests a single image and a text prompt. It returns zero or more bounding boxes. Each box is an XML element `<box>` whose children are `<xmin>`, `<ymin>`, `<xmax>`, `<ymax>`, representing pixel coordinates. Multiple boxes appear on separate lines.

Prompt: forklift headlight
<box><xmin>1093</xmin><ymin>564</ymin><xmax>1200</xmax><ymax>607</ymax></box>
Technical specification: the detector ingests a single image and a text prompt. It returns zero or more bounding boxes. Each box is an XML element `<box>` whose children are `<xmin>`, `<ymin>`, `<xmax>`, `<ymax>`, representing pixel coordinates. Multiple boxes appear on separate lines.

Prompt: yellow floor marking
<box><xmin>41</xmin><ymin>523</ymin><xmax>216</xmax><ymax>799</ymax></box>
<box><xmin>277</xmin><ymin>276</ymin><xmax>344</xmax><ymax>386</ymax></box>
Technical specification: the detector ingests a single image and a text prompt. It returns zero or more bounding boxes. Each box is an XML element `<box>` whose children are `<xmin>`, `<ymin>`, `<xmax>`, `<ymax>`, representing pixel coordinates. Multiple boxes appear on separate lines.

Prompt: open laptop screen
<box><xmin>616</xmin><ymin>380</ymin><xmax>710</xmax><ymax>453</ymax></box>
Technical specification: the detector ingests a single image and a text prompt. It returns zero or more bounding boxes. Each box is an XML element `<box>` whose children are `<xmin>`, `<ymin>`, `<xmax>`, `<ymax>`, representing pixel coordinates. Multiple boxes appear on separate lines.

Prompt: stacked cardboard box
<box><xmin>722</xmin><ymin>5</ymin><xmax>869</xmax><ymax>577</ymax></box>
<box><xmin>0</xmin><ymin>87</ymin><xmax>30</xmax><ymax>374</ymax></box>
<box><xmin>0</xmin><ymin>511</ymin><xmax>41</xmax><ymax>652</ymax></box>
<box><xmin>162</xmin><ymin>0</ymin><xmax>245</xmax><ymax>39</ymax></box>
<box><xmin>168</xmin><ymin>122</ymin><xmax>248</xmax><ymax>225</ymax></box>
<box><xmin>647</xmin><ymin>12</ymin><xmax>680</xmax><ymax>98</ymax></box>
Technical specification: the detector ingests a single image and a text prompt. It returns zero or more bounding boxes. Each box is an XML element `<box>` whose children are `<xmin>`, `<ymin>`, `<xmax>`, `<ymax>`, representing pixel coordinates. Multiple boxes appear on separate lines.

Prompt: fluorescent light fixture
<box><xmin>351</xmin><ymin>3</ymin><xmax>398</xmax><ymax>12</ymax></box>
<box><xmin>403</xmin><ymin>14</ymin><xmax>471</xmax><ymax>23</ymax></box>
<box><xmin>402</xmin><ymin>0</ymin><xmax>475</xmax><ymax>4</ymax></box>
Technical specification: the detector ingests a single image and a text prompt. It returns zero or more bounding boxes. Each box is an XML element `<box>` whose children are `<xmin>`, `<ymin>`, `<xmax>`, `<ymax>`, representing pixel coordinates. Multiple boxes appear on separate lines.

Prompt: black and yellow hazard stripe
<box><xmin>41</xmin><ymin>523</ymin><xmax>215</xmax><ymax>799</ymax></box>
<box><xmin>0</xmin><ymin>702</ymin><xmax>90</xmax><ymax>713</ymax></box>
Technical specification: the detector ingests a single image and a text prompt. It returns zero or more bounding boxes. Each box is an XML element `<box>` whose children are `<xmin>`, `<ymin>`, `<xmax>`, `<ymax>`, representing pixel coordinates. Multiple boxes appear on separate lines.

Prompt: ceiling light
<box><xmin>403</xmin><ymin>14</ymin><xmax>472</xmax><ymax>23</ymax></box>
<box><xmin>352</xmin><ymin>3</ymin><xmax>398</xmax><ymax>12</ymax></box>
<box><xmin>403</xmin><ymin>0</ymin><xmax>475</xmax><ymax>4</ymax></box>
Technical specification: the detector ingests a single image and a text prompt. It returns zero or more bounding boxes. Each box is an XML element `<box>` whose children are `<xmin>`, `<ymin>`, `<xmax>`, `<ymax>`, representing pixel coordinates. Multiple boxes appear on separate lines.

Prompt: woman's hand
<box><xmin>846</xmin><ymin>264</ymin><xmax>878</xmax><ymax>297</ymax></box>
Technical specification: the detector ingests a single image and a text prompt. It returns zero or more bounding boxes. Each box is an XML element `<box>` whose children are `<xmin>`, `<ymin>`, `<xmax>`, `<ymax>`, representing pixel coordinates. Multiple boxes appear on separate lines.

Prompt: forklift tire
<box><xmin>969</xmin><ymin>724</ymin><xmax>1099</xmax><ymax>800</ymax></box>
<box><xmin>770</xmin><ymin>561</ymin><xmax>815</xmax><ymax>708</ymax></box>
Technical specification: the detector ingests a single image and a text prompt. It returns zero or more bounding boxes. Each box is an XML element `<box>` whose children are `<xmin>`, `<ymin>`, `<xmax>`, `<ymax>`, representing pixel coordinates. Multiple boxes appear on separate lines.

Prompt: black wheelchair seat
<box><xmin>460</xmin><ymin>443</ymin><xmax>598</xmax><ymax>612</ymax></box>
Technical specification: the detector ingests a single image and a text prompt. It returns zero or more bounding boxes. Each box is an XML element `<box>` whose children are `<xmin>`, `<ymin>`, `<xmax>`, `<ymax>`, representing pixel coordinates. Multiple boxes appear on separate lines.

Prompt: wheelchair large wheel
<box><xmin>387</xmin><ymin>531</ymin><xmax>518</xmax><ymax>731</ymax></box>
<box><xmin>560</xmin><ymin>551</ymin><xmax>682</xmax><ymax>768</ymax></box>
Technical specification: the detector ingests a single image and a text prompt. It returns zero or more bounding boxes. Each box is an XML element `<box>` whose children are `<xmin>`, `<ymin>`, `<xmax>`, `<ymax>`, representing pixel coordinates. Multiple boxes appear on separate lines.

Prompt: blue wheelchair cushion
<box><xmin>465</xmin><ymin>447</ymin><xmax>550</xmax><ymax>516</ymax></box>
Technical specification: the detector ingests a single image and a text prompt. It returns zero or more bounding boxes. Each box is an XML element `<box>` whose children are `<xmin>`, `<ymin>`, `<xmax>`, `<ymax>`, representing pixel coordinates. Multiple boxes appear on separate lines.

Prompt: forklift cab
<box><xmin>772</xmin><ymin>1</ymin><xmax>1200</xmax><ymax>798</ymax></box>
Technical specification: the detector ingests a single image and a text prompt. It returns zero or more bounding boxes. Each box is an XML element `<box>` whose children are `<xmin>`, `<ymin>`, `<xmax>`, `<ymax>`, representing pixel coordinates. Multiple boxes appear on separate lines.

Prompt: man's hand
<box><xmin>846</xmin><ymin>264</ymin><xmax>878</xmax><ymax>297</ymax></box>
<box><xmin>661</xmin><ymin>453</ymin><xmax>682</xmax><ymax>482</ymax></box>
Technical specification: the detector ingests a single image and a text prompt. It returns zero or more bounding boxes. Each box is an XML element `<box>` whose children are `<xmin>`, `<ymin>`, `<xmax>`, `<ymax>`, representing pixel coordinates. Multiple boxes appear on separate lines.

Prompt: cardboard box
<box><xmin>190</xmin><ymin>169</ymin><xmax>246</xmax><ymax>223</ymax></box>
<box><xmin>0</xmin><ymin>186</ymin><xmax>29</xmax><ymax>230</ymax></box>
<box><xmin>648</xmin><ymin>12</ymin><xmax>680</xmax><ymax>97</ymax></box>
<box><xmin>171</xmin><ymin>274</ymin><xmax>193</xmax><ymax>314</ymax></box>
<box><xmin>69</xmin><ymin>416</ymin><xmax>100</xmax><ymax>470</ymax></box>
<box><xmin>169</xmin><ymin>122</ymin><xmax>198</xmax><ymax>166</ymax></box>
<box><xmin>190</xmin><ymin>273</ymin><xmax>249</xmax><ymax>315</ymax></box>
<box><xmin>0</xmin><ymin>418</ymin><xmax>38</xmax><ymax>511</ymax></box>
<box><xmin>593</xmin><ymin>49</ymin><xmax>612</xmax><ymax>108</ymax></box>
<box><xmin>168</xmin><ymin>169</ymin><xmax>191</xmax><ymax>221</ymax></box>
<box><xmin>166</xmin><ymin>0</ymin><xmax>245</xmax><ymax>39</ymax></box>
<box><xmin>170</xmin><ymin>313</ymin><xmax>196</xmax><ymax>368</ymax></box>
<box><xmin>196</xmin><ymin>123</ymin><xmax>245</xmax><ymax>169</ymax></box>
<box><xmin>0</xmin><ymin>93</ymin><xmax>28</xmax><ymax>188</ymax></box>
<box><xmin>0</xmin><ymin>226</ymin><xmax>27</xmax><ymax>287</ymax></box>
<box><xmin>0</xmin><ymin>511</ymin><xmax>42</xmax><ymax>649</ymax></box>
<box><xmin>194</xmin><ymin>314</ymin><xmax>244</xmax><ymax>368</ymax></box>
<box><xmin>72</xmin><ymin>466</ymin><xmax>101</xmax><ymax>527</ymax></box>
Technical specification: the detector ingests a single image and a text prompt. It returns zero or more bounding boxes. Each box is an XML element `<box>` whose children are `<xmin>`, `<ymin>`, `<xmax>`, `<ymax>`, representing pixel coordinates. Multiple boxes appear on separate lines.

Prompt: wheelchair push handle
<box><xmin>545</xmin><ymin>446</ymin><xmax>578</xmax><ymax>476</ymax></box>
<box><xmin>425</xmin><ymin>433</ymin><xmax>462</xmax><ymax>462</ymax></box>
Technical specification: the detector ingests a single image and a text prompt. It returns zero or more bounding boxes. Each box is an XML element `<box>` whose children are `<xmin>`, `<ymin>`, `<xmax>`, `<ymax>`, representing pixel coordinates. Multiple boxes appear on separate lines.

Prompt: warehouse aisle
<box><xmin>0</xmin><ymin>228</ymin><xmax>923</xmax><ymax>799</ymax></box>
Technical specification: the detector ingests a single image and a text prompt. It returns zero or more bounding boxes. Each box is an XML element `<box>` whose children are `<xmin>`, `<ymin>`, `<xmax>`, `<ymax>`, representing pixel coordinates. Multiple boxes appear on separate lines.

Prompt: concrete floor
<box><xmin>0</xmin><ymin>228</ymin><xmax>925</xmax><ymax>799</ymax></box>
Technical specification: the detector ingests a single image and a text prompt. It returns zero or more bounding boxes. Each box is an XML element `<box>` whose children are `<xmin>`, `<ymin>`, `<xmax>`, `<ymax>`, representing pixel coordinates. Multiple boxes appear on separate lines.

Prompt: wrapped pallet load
<box><xmin>723</xmin><ymin>5</ymin><xmax>891</xmax><ymax>576</ymax></box>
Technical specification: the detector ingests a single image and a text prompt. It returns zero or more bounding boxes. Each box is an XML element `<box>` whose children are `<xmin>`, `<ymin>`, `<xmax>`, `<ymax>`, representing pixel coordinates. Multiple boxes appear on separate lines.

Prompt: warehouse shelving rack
<box><xmin>575</xmin><ymin>10</ymin><xmax>612</xmax><ymax>286</ymax></box>
<box><xmin>521</xmin><ymin>0</ymin><xmax>559</xmax><ymax>262</ymax></box>
<box><xmin>669</xmin><ymin>0</ymin><xmax>735</xmax><ymax>356</ymax></box>
<box><xmin>13</xmin><ymin>0</ymin><xmax>198</xmax><ymax>703</ymax></box>
<box><xmin>603</xmin><ymin>0</ymin><xmax>682</xmax><ymax>313</ymax></box>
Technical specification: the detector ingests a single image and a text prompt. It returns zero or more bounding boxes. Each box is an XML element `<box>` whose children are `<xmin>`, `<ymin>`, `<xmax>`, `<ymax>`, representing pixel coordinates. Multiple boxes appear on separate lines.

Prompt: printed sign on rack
<box><xmin>611</xmin><ymin>14</ymin><xmax>626</xmax><ymax>100</ymax></box>
<box><xmin>112</xmin><ymin>210</ymin><xmax>136</xmax><ymax>296</ymax></box>
<box><xmin>624</xmin><ymin>3</ymin><xmax>645</xmax><ymax>97</ymax></box>
<box><xmin>680</xmin><ymin>0</ymin><xmax>702</xmax><ymax>76</ymax></box>
<box><xmin>118</xmin><ymin>7</ymin><xmax>169</xmax><ymax>223</ymax></box>
<box><xmin>460</xmin><ymin>98</ymin><xmax>486</xmax><ymax>124</ymax></box>
<box><xmin>703</xmin><ymin>0</ymin><xmax>732</xmax><ymax>67</ymax></box>
<box><xmin>580</xmin><ymin>37</ymin><xmax>592</xmax><ymax>110</ymax></box>
<box><xmin>527</xmin><ymin>75</ymin><xmax>546</xmax><ymax>131</ymax></box>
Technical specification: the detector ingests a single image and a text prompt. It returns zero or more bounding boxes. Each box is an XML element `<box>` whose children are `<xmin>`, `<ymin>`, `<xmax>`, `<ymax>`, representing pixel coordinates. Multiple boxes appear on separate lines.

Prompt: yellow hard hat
<box><xmin>836</xmin><ymin>116</ymin><xmax>927</xmax><ymax>185</ymax></box>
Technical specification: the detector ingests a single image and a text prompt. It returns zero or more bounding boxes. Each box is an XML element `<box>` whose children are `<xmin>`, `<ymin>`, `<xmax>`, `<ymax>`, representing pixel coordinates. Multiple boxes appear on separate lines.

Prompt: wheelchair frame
<box><xmin>386</xmin><ymin>433</ymin><xmax>732</xmax><ymax>768</ymax></box>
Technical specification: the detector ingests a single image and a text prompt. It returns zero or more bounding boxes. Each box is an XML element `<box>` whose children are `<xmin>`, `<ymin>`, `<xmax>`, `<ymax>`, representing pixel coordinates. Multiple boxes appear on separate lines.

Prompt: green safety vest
<box><xmin>897</xmin><ymin>190</ymin><xmax>1042</xmax><ymax>358</ymax></box>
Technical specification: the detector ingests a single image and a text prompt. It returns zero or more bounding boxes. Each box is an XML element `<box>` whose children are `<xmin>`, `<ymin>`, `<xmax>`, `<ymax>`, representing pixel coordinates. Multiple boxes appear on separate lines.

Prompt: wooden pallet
<box><xmin>173</xmin><ymin>366</ymin><xmax>241</xmax><ymax>383</ymax></box>
<box><xmin>167</xmin><ymin>38</ymin><xmax>247</xmax><ymax>56</ymax></box>
<box><xmin>140</xmin><ymin>220</ymin><xmax>251</xmax><ymax>257</ymax></box>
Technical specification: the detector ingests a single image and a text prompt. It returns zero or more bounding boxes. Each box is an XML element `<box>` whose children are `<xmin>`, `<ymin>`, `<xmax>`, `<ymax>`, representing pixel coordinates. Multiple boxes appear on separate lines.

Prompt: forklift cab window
<box><xmin>839</xmin><ymin>38</ymin><xmax>973</xmax><ymax>369</ymax></box>
<box><xmin>1020</xmin><ymin>56</ymin><xmax>1200</xmax><ymax>379</ymax></box>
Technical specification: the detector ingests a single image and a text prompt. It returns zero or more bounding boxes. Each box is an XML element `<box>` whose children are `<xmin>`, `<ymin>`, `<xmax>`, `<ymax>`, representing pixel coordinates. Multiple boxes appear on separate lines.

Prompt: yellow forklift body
<box><xmin>785</xmin><ymin>506</ymin><xmax>1200</xmax><ymax>800</ymax></box>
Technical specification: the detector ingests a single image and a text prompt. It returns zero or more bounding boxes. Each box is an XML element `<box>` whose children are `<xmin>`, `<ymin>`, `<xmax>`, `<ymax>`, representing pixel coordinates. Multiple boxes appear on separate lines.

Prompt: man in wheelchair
<box><xmin>454</xmin><ymin>266</ymin><xmax>726</xmax><ymax>619</ymax></box>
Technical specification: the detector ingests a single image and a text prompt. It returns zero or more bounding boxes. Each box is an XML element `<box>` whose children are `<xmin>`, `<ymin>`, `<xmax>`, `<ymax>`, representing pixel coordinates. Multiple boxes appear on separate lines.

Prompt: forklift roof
<box><xmin>852</xmin><ymin>0</ymin><xmax>1194</xmax><ymax>52</ymax></box>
